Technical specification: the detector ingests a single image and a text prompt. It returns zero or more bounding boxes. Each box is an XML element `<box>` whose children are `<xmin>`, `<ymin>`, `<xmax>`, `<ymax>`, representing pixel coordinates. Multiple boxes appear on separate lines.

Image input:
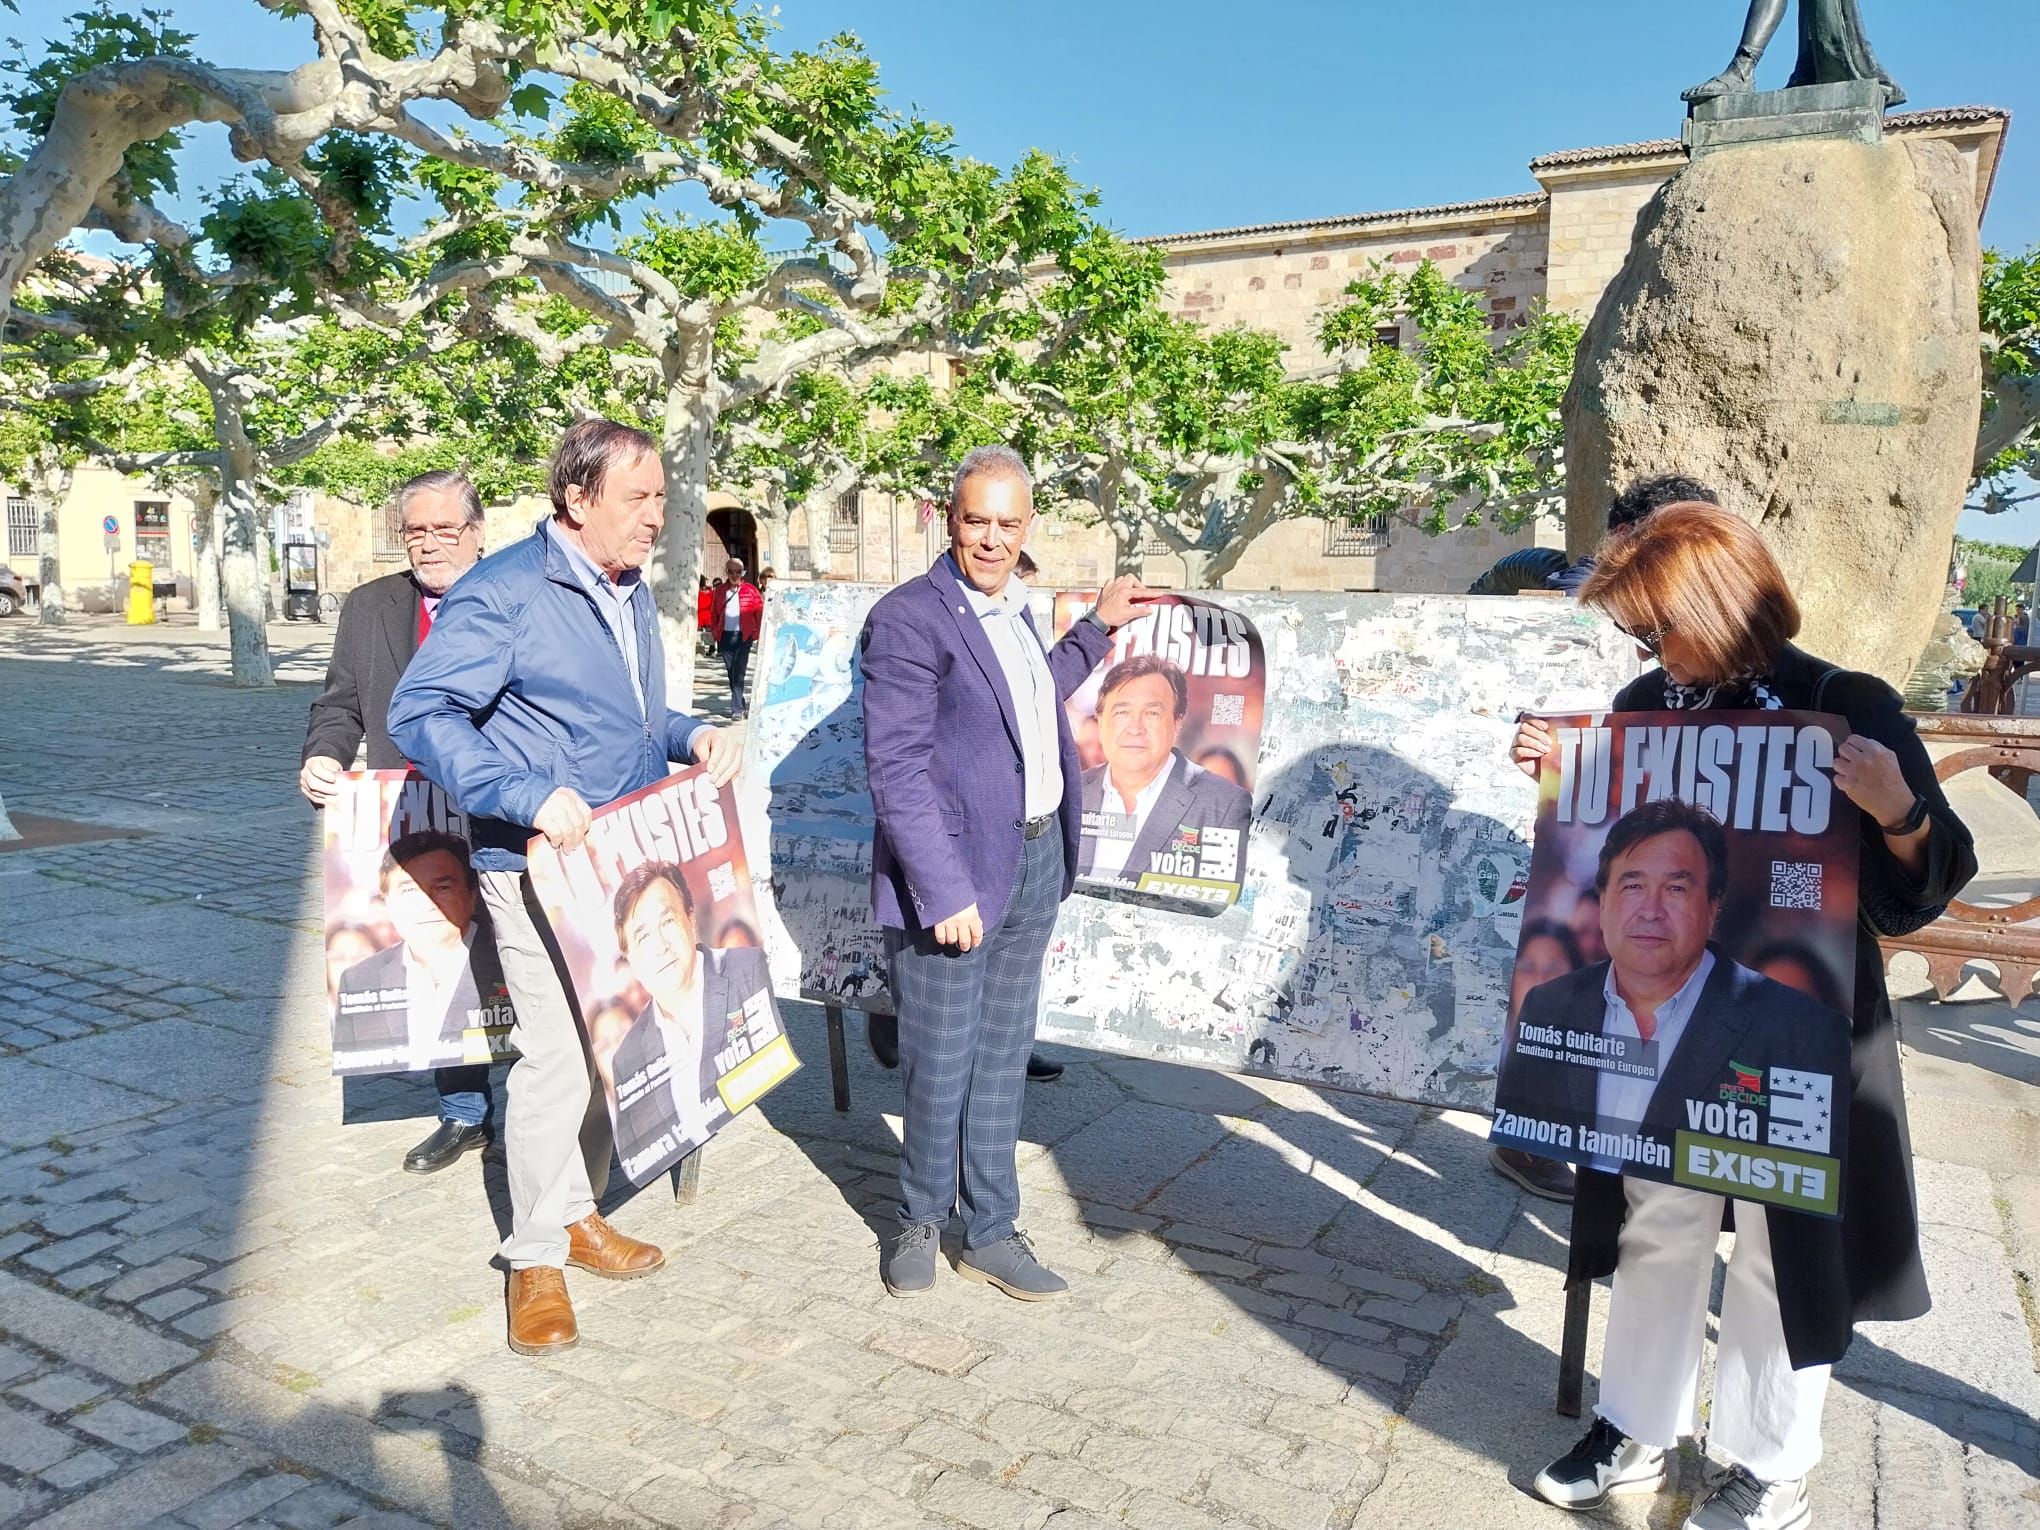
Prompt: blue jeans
<box><xmin>435</xmin><ymin>1065</ymin><xmax>492</xmax><ymax>1127</ymax></box>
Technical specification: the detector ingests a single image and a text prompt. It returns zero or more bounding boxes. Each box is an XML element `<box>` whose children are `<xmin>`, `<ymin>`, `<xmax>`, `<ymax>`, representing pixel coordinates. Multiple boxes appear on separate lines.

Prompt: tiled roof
<box><xmin>1131</xmin><ymin>193</ymin><xmax>1545</xmax><ymax>249</ymax></box>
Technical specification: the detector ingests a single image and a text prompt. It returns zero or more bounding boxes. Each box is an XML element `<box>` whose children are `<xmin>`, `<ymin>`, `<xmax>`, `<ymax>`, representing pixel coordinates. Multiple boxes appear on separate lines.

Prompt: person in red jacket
<box><xmin>712</xmin><ymin>558</ymin><xmax>764</xmax><ymax>718</ymax></box>
<box><xmin>696</xmin><ymin>577</ymin><xmax>716</xmax><ymax>659</ymax></box>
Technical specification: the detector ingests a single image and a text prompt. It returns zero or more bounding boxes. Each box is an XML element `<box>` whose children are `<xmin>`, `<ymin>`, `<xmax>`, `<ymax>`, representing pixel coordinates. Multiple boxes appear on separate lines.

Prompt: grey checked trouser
<box><xmin>886</xmin><ymin>828</ymin><xmax>1063</xmax><ymax>1250</ymax></box>
<box><xmin>479</xmin><ymin>870</ymin><xmax>614</xmax><ymax>1269</ymax></box>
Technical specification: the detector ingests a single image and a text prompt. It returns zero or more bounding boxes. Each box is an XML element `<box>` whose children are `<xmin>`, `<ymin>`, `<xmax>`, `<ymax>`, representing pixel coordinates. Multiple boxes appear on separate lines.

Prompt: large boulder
<box><xmin>1564</xmin><ymin>135</ymin><xmax>1981</xmax><ymax>686</ymax></box>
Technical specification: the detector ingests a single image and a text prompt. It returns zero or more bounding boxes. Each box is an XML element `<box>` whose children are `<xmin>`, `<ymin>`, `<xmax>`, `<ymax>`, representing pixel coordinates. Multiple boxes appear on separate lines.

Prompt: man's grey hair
<box><xmin>394</xmin><ymin>470</ymin><xmax>484</xmax><ymax>527</ymax></box>
<box><xmin>950</xmin><ymin>444</ymin><xmax>1032</xmax><ymax>508</ymax></box>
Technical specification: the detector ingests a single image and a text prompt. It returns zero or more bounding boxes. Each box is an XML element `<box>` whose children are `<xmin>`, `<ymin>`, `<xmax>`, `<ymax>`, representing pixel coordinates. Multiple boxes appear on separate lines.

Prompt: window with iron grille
<box><xmin>1373</xmin><ymin>324</ymin><xmax>1402</xmax><ymax>352</ymax></box>
<box><xmin>789</xmin><ymin>543</ymin><xmax>812</xmax><ymax>574</ymax></box>
<box><xmin>5</xmin><ymin>498</ymin><xmax>36</xmax><ymax>559</ymax></box>
<box><xmin>828</xmin><ymin>493</ymin><xmax>861</xmax><ymax>555</ymax></box>
<box><xmin>1325</xmin><ymin>516</ymin><xmax>1388</xmax><ymax>556</ymax></box>
<box><xmin>1141</xmin><ymin>526</ymin><xmax>1172</xmax><ymax>557</ymax></box>
<box><xmin>373</xmin><ymin>504</ymin><xmax>407</xmax><ymax>561</ymax></box>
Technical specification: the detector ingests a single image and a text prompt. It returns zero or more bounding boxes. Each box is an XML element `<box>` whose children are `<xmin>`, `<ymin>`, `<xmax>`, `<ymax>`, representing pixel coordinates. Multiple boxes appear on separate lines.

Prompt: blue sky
<box><xmin>29</xmin><ymin>0</ymin><xmax>2040</xmax><ymax>536</ymax></box>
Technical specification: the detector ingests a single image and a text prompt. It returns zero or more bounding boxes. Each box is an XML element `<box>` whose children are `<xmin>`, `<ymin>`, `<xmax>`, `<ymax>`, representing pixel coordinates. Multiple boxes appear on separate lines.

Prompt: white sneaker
<box><xmin>1532</xmin><ymin>1416</ymin><xmax>1667</xmax><ymax>1510</ymax></box>
<box><xmin>1683</xmin><ymin>1468</ymin><xmax>1811</xmax><ymax>1530</ymax></box>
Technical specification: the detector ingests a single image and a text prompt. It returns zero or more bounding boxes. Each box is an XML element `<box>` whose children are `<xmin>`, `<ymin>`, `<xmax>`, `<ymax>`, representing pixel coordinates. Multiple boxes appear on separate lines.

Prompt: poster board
<box><xmin>527</xmin><ymin>766</ymin><xmax>797</xmax><ymax>1185</ymax></box>
<box><xmin>740</xmin><ymin>582</ymin><xmax>1643</xmax><ymax>1110</ymax></box>
<box><xmin>1486</xmin><ymin>711</ymin><xmax>1859</xmax><ymax>1215</ymax></box>
<box><xmin>323</xmin><ymin>770</ymin><xmax>516</xmax><ymax>1077</ymax></box>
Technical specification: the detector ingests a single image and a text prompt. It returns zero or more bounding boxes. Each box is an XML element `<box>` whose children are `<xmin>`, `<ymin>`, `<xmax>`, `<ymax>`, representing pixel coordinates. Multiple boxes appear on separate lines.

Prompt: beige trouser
<box><xmin>1596</xmin><ymin>1177</ymin><xmax>1831</xmax><ymax>1481</ymax></box>
<box><xmin>479</xmin><ymin>870</ymin><xmax>613</xmax><ymax>1269</ymax></box>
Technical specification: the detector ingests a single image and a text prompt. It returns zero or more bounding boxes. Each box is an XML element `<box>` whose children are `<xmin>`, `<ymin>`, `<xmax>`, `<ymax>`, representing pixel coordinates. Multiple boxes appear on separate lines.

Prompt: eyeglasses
<box><xmin>401</xmin><ymin>524</ymin><xmax>472</xmax><ymax>547</ymax></box>
<box><xmin>1616</xmin><ymin>617</ymin><xmax>1673</xmax><ymax>656</ymax></box>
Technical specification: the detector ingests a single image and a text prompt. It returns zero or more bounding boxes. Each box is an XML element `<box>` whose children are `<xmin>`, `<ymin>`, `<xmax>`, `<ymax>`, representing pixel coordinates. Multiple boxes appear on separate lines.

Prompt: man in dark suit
<box><xmin>605</xmin><ymin>862</ymin><xmax>775</xmax><ymax>1182</ymax></box>
<box><xmin>860</xmin><ymin>444</ymin><xmax>1154</xmax><ymax>1300</ymax></box>
<box><xmin>302</xmin><ymin>471</ymin><xmax>496</xmax><ymax>1173</ymax></box>
<box><xmin>1077</xmin><ymin>655</ymin><xmax>1253</xmax><ymax>901</ymax></box>
<box><xmin>333</xmin><ymin>830</ymin><xmax>507</xmax><ymax>1071</ymax></box>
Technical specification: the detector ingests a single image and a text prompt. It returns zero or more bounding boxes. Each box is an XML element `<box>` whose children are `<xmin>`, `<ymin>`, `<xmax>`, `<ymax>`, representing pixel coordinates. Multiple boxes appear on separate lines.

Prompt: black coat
<box><xmin>1567</xmin><ymin>643</ymin><xmax>1978</xmax><ymax>1368</ymax></box>
<box><xmin>303</xmin><ymin>571</ymin><xmax>424</xmax><ymax>770</ymax></box>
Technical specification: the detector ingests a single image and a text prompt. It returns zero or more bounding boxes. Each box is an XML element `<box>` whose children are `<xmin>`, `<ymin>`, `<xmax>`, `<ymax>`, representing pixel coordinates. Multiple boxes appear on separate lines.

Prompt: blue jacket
<box><xmin>859</xmin><ymin>555</ymin><xmax>1111</xmax><ymax>931</ymax></box>
<box><xmin>388</xmin><ymin>518</ymin><xmax>707</xmax><ymax>871</ymax></box>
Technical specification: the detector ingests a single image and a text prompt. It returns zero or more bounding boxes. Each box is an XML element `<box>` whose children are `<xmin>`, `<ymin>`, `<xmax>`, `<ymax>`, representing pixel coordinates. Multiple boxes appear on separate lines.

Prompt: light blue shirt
<box><xmin>1591</xmin><ymin>947</ymin><xmax>1716</xmax><ymax>1172</ymax></box>
<box><xmin>949</xmin><ymin>555</ymin><xmax>1062</xmax><ymax>819</ymax></box>
<box><xmin>556</xmin><ymin>528</ymin><xmax>648</xmax><ymax>717</ymax></box>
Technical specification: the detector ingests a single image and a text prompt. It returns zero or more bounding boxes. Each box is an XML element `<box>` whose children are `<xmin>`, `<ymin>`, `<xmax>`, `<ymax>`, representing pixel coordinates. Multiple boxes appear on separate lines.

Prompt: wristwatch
<box><xmin>1082</xmin><ymin>610</ymin><xmax>1110</xmax><ymax>634</ymax></box>
<box><xmin>1879</xmin><ymin>794</ymin><xmax>1929</xmax><ymax>836</ymax></box>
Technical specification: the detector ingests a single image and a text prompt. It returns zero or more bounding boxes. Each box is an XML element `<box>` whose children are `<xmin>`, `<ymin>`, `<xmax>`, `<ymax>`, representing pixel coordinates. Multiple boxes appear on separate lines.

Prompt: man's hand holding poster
<box><xmin>323</xmin><ymin>771</ymin><xmax>517</xmax><ymax>1076</ymax></box>
<box><xmin>1055</xmin><ymin>592</ymin><xmax>1264</xmax><ymax>913</ymax></box>
<box><xmin>1489</xmin><ymin>711</ymin><xmax>1859</xmax><ymax>1218</ymax></box>
<box><xmin>526</xmin><ymin>765</ymin><xmax>798</xmax><ymax>1187</ymax></box>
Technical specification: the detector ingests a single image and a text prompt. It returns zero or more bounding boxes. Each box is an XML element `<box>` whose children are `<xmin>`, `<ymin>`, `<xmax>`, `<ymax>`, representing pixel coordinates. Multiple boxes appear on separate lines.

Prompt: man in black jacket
<box><xmin>302</xmin><ymin>471</ymin><xmax>495</xmax><ymax>1173</ymax></box>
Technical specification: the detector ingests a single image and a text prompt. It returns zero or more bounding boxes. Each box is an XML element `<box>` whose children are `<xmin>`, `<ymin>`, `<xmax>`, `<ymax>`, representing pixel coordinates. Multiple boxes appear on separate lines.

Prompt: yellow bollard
<box><xmin>126</xmin><ymin>560</ymin><xmax>157</xmax><ymax>625</ymax></box>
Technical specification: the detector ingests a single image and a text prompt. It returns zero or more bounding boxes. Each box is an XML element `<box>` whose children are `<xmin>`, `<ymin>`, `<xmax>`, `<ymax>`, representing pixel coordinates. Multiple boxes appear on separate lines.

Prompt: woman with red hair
<box><xmin>1511</xmin><ymin>501</ymin><xmax>1975</xmax><ymax>1530</ymax></box>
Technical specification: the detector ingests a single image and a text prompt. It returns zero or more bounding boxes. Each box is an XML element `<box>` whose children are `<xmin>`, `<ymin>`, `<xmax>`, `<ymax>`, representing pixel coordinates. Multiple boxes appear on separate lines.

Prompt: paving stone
<box><xmin>867</xmin><ymin>1324</ymin><xmax>989</xmax><ymax>1378</ymax></box>
<box><xmin>254</xmin><ymin>1478</ymin><xmax>378</xmax><ymax>1530</ymax></box>
<box><xmin>0</xmin><ymin>1344</ymin><xmax>39</xmax><ymax>1385</ymax></box>
<box><xmin>918</xmin><ymin>1470</ymin><xmax>1055</xmax><ymax>1530</ymax></box>
<box><xmin>0</xmin><ymin>1271</ymin><xmax>197</xmax><ymax>1385</ymax></box>
<box><xmin>12</xmin><ymin>1371</ymin><xmax>110</xmax><ymax>1413</ymax></box>
<box><xmin>56</xmin><ymin>1259</ymin><xmax>122</xmax><ymax>1291</ymax></box>
<box><xmin>0</xmin><ymin>1402</ymin><xmax>79</xmax><ymax>1471</ymax></box>
<box><xmin>39</xmin><ymin>1447</ymin><xmax>120</xmax><ymax>1490</ymax></box>
<box><xmin>21</xmin><ymin>1228</ymin><xmax>125</xmax><ymax>1272</ymax></box>
<box><xmin>71</xmin><ymin>1396</ymin><xmax>189</xmax><ymax>1451</ymax></box>
<box><xmin>137</xmin><ymin>1288</ymin><xmax>210</xmax><ymax>1321</ymax></box>
<box><xmin>26</xmin><ymin>1440</ymin><xmax>258</xmax><ymax>1530</ymax></box>
<box><xmin>38</xmin><ymin>1198</ymin><xmax>132</xmax><ymax>1237</ymax></box>
<box><xmin>177</xmin><ymin>1472</ymin><xmax>317</xmax><ymax>1530</ymax></box>
<box><xmin>0</xmin><ymin>1477</ymin><xmax>53</xmax><ymax>1525</ymax></box>
<box><xmin>1355</xmin><ymin>1293</ymin><xmax>1459</xmax><ymax>1337</ymax></box>
<box><xmin>105</xmin><ymin>1255</ymin><xmax>209</xmax><ymax>1304</ymax></box>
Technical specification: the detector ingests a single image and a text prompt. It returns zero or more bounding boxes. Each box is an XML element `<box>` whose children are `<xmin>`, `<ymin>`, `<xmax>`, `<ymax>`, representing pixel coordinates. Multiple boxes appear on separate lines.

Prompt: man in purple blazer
<box><xmin>861</xmin><ymin>445</ymin><xmax>1153</xmax><ymax>1300</ymax></box>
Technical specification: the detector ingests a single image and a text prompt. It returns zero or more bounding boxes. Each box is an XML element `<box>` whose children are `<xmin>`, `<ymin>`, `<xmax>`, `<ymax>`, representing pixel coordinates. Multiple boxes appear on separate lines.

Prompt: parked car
<box><xmin>0</xmin><ymin>564</ymin><xmax>28</xmax><ymax>617</ymax></box>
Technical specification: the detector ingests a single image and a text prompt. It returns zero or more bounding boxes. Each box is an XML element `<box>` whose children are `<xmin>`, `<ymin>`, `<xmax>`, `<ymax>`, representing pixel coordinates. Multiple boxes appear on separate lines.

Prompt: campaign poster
<box><xmin>1488</xmin><ymin>711</ymin><xmax>1861</xmax><ymax>1217</ymax></box>
<box><xmin>323</xmin><ymin>770</ymin><xmax>516</xmax><ymax>1077</ymax></box>
<box><xmin>526</xmin><ymin>766</ymin><xmax>798</xmax><ymax>1187</ymax></box>
<box><xmin>1054</xmin><ymin>592</ymin><xmax>1265</xmax><ymax>914</ymax></box>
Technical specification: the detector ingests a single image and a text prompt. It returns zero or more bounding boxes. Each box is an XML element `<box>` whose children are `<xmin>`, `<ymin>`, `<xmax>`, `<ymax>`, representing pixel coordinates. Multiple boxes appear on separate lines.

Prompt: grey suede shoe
<box><xmin>956</xmin><ymin>1231</ymin><xmax>1068</xmax><ymax>1301</ymax></box>
<box><xmin>884</xmin><ymin>1222</ymin><xmax>938</xmax><ymax>1297</ymax></box>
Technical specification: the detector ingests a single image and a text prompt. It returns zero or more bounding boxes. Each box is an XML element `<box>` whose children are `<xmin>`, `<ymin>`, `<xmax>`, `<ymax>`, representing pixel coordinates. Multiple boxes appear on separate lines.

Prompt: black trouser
<box><xmin>719</xmin><ymin>633</ymin><xmax>754</xmax><ymax>713</ymax></box>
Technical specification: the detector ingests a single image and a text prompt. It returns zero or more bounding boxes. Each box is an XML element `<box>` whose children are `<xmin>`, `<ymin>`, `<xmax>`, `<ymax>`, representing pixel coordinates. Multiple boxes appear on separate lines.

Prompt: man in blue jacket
<box><xmin>389</xmin><ymin>418</ymin><xmax>741</xmax><ymax>1357</ymax></box>
<box><xmin>860</xmin><ymin>444</ymin><xmax>1152</xmax><ymax>1300</ymax></box>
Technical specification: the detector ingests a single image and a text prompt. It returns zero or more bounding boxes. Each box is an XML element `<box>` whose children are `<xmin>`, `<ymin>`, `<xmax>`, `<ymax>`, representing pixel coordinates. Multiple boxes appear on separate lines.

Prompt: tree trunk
<box><xmin>762</xmin><ymin>497</ymin><xmax>793</xmax><ymax>580</ymax></box>
<box><xmin>191</xmin><ymin>480</ymin><xmax>224</xmax><ymax>630</ymax></box>
<box><xmin>35</xmin><ymin>503</ymin><xmax>66</xmax><ymax>626</ymax></box>
<box><xmin>655</xmin><ymin>377</ymin><xmax>718</xmax><ymax>711</ymax></box>
<box><xmin>220</xmin><ymin>477</ymin><xmax>274</xmax><ymax>687</ymax></box>
<box><xmin>1178</xmin><ymin>548</ymin><xmax>1222</xmax><ymax>588</ymax></box>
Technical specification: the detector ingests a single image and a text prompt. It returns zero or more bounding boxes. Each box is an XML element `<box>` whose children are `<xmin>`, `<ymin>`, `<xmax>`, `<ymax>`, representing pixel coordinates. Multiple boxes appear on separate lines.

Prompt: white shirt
<box><xmin>723</xmin><ymin>588</ymin><xmax>742</xmax><ymax>633</ymax></box>
<box><xmin>402</xmin><ymin>926</ymin><xmax>477</xmax><ymax>1062</ymax></box>
<box><xmin>953</xmin><ymin>558</ymin><xmax>1063</xmax><ymax>819</ymax></box>
<box><xmin>1592</xmin><ymin>947</ymin><xmax>1716</xmax><ymax>1172</ymax></box>
<box><xmin>648</xmin><ymin>992</ymin><xmax>720</xmax><ymax>1146</ymax></box>
<box><xmin>1086</xmin><ymin>753</ymin><xmax>1180</xmax><ymax>883</ymax></box>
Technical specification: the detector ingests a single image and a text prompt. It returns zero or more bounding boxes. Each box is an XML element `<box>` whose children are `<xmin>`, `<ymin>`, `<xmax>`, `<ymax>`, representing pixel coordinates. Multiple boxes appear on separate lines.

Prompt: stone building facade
<box><xmin>803</xmin><ymin>105</ymin><xmax>2008</xmax><ymax>595</ymax></box>
<box><xmin>8</xmin><ymin>109</ymin><xmax>2007</xmax><ymax>610</ymax></box>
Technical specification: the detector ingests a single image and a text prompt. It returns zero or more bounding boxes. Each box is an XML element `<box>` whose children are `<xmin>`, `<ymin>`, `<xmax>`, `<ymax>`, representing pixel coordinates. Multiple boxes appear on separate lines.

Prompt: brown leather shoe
<box><xmin>566</xmin><ymin>1212</ymin><xmax>666</xmax><ymax>1280</ymax></box>
<box><xmin>507</xmin><ymin>1267</ymin><xmax>577</xmax><ymax>1356</ymax></box>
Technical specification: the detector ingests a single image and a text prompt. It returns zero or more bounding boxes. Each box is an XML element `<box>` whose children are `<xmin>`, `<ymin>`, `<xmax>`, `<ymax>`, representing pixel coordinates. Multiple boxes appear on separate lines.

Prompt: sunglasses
<box><xmin>1616</xmin><ymin>618</ymin><xmax>1673</xmax><ymax>656</ymax></box>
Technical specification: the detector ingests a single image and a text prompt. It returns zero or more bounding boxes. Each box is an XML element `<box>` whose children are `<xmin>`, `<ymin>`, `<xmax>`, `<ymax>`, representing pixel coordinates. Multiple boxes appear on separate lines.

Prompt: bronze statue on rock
<box><xmin>1684</xmin><ymin>0</ymin><xmax>1904</xmax><ymax>107</ymax></box>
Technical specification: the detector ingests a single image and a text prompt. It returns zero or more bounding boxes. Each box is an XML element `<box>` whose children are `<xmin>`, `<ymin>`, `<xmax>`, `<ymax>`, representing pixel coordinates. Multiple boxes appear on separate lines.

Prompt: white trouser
<box><xmin>1595</xmin><ymin>1177</ymin><xmax>1830</xmax><ymax>1482</ymax></box>
<box><xmin>480</xmin><ymin>870</ymin><xmax>613</xmax><ymax>1269</ymax></box>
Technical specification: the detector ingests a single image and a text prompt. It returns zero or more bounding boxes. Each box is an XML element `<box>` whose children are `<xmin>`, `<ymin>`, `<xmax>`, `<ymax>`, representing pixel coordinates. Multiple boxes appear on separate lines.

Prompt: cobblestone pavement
<box><xmin>1</xmin><ymin>618</ymin><xmax>2035</xmax><ymax>1529</ymax></box>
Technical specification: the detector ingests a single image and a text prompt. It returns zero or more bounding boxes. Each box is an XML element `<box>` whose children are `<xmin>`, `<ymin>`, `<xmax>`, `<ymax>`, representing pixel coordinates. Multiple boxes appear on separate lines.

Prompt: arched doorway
<box><xmin>703</xmin><ymin>496</ymin><xmax>758</xmax><ymax>580</ymax></box>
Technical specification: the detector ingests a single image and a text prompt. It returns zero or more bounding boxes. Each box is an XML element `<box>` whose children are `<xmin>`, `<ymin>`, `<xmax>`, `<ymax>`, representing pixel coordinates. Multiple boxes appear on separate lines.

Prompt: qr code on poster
<box><xmin>1770</xmin><ymin>860</ymin><xmax>1822</xmax><ymax>910</ymax></box>
<box><xmin>1210</xmin><ymin>693</ymin><xmax>1245</xmax><ymax>727</ymax></box>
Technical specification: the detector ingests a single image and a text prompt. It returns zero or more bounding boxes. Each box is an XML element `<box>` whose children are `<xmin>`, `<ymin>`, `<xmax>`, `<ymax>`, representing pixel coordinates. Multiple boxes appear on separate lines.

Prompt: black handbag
<box><xmin>1812</xmin><ymin>667</ymin><xmax>1947</xmax><ymax>938</ymax></box>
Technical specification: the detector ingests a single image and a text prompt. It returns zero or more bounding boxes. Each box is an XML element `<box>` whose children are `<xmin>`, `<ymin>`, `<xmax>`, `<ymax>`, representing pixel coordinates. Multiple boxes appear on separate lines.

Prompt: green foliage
<box><xmin>1</xmin><ymin>3</ymin><xmax>196</xmax><ymax>200</ymax></box>
<box><xmin>1977</xmin><ymin>243</ymin><xmax>2040</xmax><ymax>496</ymax></box>
<box><xmin>622</xmin><ymin>212</ymin><xmax>769</xmax><ymax>301</ymax></box>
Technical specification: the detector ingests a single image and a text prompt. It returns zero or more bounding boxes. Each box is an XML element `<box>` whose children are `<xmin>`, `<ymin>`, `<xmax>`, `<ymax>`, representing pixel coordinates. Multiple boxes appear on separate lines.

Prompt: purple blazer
<box><xmin>860</xmin><ymin>555</ymin><xmax>1113</xmax><ymax>932</ymax></box>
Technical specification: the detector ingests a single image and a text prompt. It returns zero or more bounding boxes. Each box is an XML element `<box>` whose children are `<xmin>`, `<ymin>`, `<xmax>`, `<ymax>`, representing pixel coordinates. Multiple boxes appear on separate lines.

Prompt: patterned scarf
<box><xmin>1660</xmin><ymin>673</ymin><xmax>1785</xmax><ymax>712</ymax></box>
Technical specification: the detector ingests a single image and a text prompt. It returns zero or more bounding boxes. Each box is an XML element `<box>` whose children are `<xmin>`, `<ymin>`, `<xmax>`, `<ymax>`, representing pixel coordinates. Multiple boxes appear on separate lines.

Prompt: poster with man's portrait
<box><xmin>526</xmin><ymin>765</ymin><xmax>798</xmax><ymax>1187</ymax></box>
<box><xmin>323</xmin><ymin>771</ymin><xmax>517</xmax><ymax>1077</ymax></box>
<box><xmin>1054</xmin><ymin>592</ymin><xmax>1265</xmax><ymax>914</ymax></box>
<box><xmin>1488</xmin><ymin>711</ymin><xmax>1861</xmax><ymax>1218</ymax></box>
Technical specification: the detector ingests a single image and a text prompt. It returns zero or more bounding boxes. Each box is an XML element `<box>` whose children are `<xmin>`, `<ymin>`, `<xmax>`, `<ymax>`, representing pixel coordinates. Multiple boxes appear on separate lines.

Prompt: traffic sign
<box><xmin>101</xmin><ymin>515</ymin><xmax>119</xmax><ymax>535</ymax></box>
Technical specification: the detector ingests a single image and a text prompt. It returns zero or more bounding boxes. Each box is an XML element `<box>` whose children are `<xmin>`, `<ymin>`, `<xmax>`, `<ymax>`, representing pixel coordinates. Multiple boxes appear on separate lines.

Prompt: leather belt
<box><xmin>1017</xmin><ymin>812</ymin><xmax>1057</xmax><ymax>841</ymax></box>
